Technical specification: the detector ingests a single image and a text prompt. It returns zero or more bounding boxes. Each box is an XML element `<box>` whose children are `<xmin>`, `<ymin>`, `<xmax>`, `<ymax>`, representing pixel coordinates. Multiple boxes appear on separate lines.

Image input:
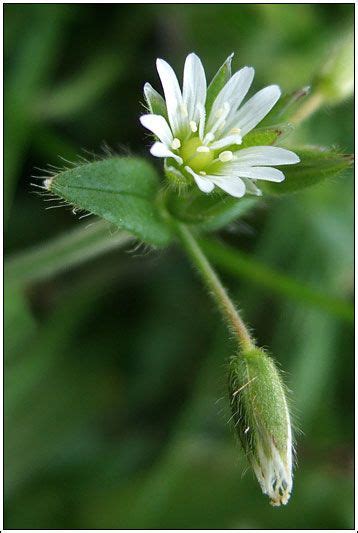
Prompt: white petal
<box><xmin>185</xmin><ymin>166</ymin><xmax>215</xmax><ymax>193</ymax></box>
<box><xmin>150</xmin><ymin>142</ymin><xmax>183</xmax><ymax>164</ymax></box>
<box><xmin>183</xmin><ymin>53</ymin><xmax>207</xmax><ymax>123</ymax></box>
<box><xmin>207</xmin><ymin>66</ymin><xmax>254</xmax><ymax>131</ymax></box>
<box><xmin>140</xmin><ymin>114</ymin><xmax>173</xmax><ymax>145</ymax></box>
<box><xmin>232</xmin><ymin>146</ymin><xmax>300</xmax><ymax>166</ymax></box>
<box><xmin>209</xmin><ymin>175</ymin><xmax>246</xmax><ymax>198</ymax></box>
<box><xmin>232</xmin><ymin>85</ymin><xmax>281</xmax><ymax>136</ymax></box>
<box><xmin>156</xmin><ymin>58</ymin><xmax>185</xmax><ymax>136</ymax></box>
<box><xmin>209</xmin><ymin>133</ymin><xmax>242</xmax><ymax>150</ymax></box>
<box><xmin>233</xmin><ymin>166</ymin><xmax>285</xmax><ymax>182</ymax></box>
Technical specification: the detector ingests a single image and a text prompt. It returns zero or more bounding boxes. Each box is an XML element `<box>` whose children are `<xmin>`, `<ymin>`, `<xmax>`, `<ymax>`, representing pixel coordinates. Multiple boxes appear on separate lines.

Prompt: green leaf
<box><xmin>167</xmin><ymin>189</ymin><xmax>257</xmax><ymax>232</ymax></box>
<box><xmin>46</xmin><ymin>157</ymin><xmax>172</xmax><ymax>247</ymax></box>
<box><xmin>206</xmin><ymin>53</ymin><xmax>233</xmax><ymax>116</ymax></box>
<box><xmin>240</xmin><ymin>123</ymin><xmax>293</xmax><ymax>149</ymax></box>
<box><xmin>261</xmin><ymin>146</ymin><xmax>353</xmax><ymax>195</ymax></box>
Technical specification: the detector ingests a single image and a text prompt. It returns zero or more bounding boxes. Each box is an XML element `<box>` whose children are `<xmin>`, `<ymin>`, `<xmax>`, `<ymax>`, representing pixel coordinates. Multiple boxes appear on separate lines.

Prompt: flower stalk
<box><xmin>173</xmin><ymin>220</ymin><xmax>293</xmax><ymax>506</ymax></box>
<box><xmin>174</xmin><ymin>221</ymin><xmax>254</xmax><ymax>351</ymax></box>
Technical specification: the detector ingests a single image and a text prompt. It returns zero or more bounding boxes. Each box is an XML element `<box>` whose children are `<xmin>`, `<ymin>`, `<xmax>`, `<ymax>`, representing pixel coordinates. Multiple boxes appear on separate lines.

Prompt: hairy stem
<box><xmin>174</xmin><ymin>221</ymin><xmax>254</xmax><ymax>351</ymax></box>
<box><xmin>5</xmin><ymin>220</ymin><xmax>133</xmax><ymax>285</ymax></box>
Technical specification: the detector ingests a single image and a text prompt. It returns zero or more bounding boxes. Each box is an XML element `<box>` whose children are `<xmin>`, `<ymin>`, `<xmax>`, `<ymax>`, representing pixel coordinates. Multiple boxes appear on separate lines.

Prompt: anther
<box><xmin>197</xmin><ymin>146</ymin><xmax>210</xmax><ymax>153</ymax></box>
<box><xmin>219</xmin><ymin>150</ymin><xmax>233</xmax><ymax>162</ymax></box>
<box><xmin>189</xmin><ymin>121</ymin><xmax>198</xmax><ymax>133</ymax></box>
<box><xmin>171</xmin><ymin>138</ymin><xmax>181</xmax><ymax>150</ymax></box>
<box><xmin>199</xmin><ymin>171</ymin><xmax>207</xmax><ymax>176</ymax></box>
<box><xmin>230</xmin><ymin>127</ymin><xmax>241</xmax><ymax>134</ymax></box>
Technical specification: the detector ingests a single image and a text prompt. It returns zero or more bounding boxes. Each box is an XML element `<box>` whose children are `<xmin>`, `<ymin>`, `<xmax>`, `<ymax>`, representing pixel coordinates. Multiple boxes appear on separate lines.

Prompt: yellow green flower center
<box><xmin>180</xmin><ymin>137</ymin><xmax>214</xmax><ymax>173</ymax></box>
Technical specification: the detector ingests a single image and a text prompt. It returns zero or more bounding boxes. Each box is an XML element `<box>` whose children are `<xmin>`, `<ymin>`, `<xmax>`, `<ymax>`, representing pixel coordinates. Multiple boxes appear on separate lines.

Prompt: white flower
<box><xmin>140</xmin><ymin>53</ymin><xmax>300</xmax><ymax>198</ymax></box>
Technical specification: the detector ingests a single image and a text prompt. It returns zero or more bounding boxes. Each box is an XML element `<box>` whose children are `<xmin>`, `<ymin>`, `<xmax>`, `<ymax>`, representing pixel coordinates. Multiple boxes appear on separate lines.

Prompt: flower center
<box><xmin>180</xmin><ymin>137</ymin><xmax>214</xmax><ymax>173</ymax></box>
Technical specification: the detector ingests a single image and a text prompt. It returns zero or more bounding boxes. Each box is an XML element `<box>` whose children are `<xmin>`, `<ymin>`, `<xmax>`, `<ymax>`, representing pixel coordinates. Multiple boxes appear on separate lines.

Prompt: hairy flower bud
<box><xmin>228</xmin><ymin>347</ymin><xmax>293</xmax><ymax>506</ymax></box>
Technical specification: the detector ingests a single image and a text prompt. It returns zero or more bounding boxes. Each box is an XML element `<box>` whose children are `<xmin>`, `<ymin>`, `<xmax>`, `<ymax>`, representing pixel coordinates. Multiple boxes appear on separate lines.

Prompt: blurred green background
<box><xmin>4</xmin><ymin>4</ymin><xmax>354</xmax><ymax>529</ymax></box>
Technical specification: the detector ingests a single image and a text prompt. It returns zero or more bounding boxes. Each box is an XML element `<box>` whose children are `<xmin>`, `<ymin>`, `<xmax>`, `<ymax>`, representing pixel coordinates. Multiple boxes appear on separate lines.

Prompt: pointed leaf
<box><xmin>45</xmin><ymin>157</ymin><xmax>172</xmax><ymax>246</ymax></box>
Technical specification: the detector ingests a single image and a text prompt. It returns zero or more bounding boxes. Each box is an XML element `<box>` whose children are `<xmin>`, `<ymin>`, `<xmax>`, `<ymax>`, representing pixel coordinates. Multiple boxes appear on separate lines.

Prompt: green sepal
<box><xmin>260</xmin><ymin>146</ymin><xmax>353</xmax><ymax>195</ymax></box>
<box><xmin>206</xmin><ymin>53</ymin><xmax>233</xmax><ymax>116</ymax></box>
<box><xmin>240</xmin><ymin>123</ymin><xmax>293</xmax><ymax>149</ymax></box>
<box><xmin>143</xmin><ymin>82</ymin><xmax>167</xmax><ymax>118</ymax></box>
<box><xmin>167</xmin><ymin>188</ymin><xmax>257</xmax><ymax>232</ymax></box>
<box><xmin>260</xmin><ymin>86</ymin><xmax>310</xmax><ymax>126</ymax></box>
<box><xmin>164</xmin><ymin>160</ymin><xmax>191</xmax><ymax>188</ymax></box>
<box><xmin>228</xmin><ymin>347</ymin><xmax>290</xmax><ymax>458</ymax></box>
<box><xmin>46</xmin><ymin>157</ymin><xmax>172</xmax><ymax>247</ymax></box>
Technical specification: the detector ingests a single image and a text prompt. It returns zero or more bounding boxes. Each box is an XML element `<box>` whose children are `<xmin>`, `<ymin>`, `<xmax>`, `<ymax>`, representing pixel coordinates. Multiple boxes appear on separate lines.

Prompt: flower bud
<box><xmin>314</xmin><ymin>32</ymin><xmax>353</xmax><ymax>104</ymax></box>
<box><xmin>228</xmin><ymin>347</ymin><xmax>293</xmax><ymax>506</ymax></box>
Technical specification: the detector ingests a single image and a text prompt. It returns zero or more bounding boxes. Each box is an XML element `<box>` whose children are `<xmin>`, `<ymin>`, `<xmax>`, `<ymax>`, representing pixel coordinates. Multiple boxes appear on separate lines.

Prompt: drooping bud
<box><xmin>228</xmin><ymin>347</ymin><xmax>293</xmax><ymax>506</ymax></box>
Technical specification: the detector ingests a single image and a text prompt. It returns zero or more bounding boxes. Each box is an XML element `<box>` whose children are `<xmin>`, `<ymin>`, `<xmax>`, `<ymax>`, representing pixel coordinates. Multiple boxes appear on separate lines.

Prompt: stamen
<box><xmin>230</xmin><ymin>127</ymin><xmax>241</xmax><ymax>134</ymax></box>
<box><xmin>171</xmin><ymin>138</ymin><xmax>181</xmax><ymax>150</ymax></box>
<box><xmin>205</xmin><ymin>132</ymin><xmax>215</xmax><ymax>142</ymax></box>
<box><xmin>197</xmin><ymin>103</ymin><xmax>206</xmax><ymax>140</ymax></box>
<box><xmin>205</xmin><ymin>102</ymin><xmax>231</xmax><ymax>144</ymax></box>
<box><xmin>219</xmin><ymin>150</ymin><xmax>233</xmax><ymax>162</ymax></box>
<box><xmin>197</xmin><ymin>146</ymin><xmax>210</xmax><ymax>153</ymax></box>
<box><xmin>189</xmin><ymin>121</ymin><xmax>198</xmax><ymax>133</ymax></box>
<box><xmin>199</xmin><ymin>171</ymin><xmax>207</xmax><ymax>176</ymax></box>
